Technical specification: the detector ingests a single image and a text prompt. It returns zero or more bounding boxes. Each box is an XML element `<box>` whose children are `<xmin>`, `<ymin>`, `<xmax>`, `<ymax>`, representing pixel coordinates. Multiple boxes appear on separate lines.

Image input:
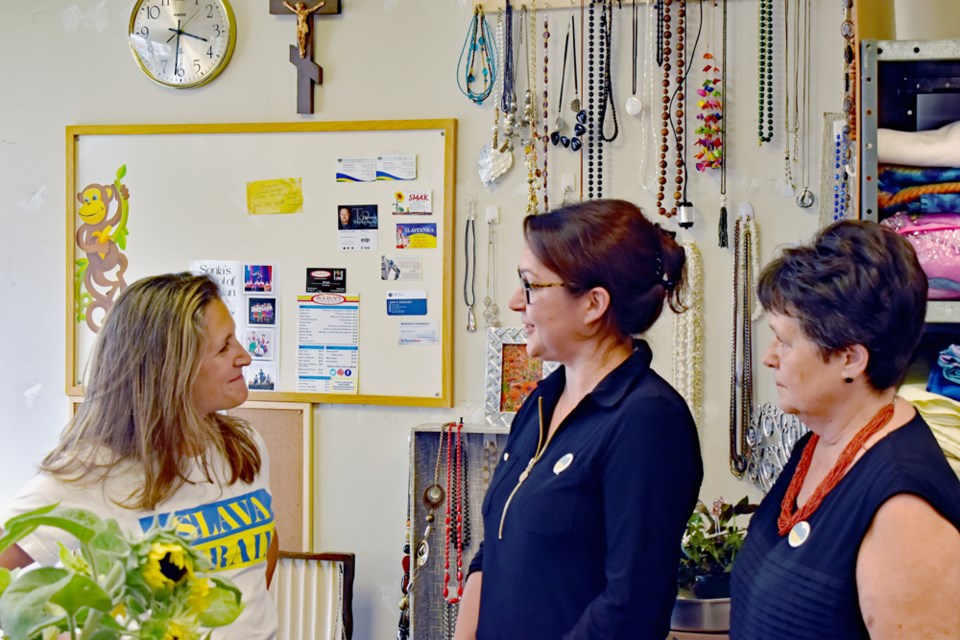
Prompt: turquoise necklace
<box><xmin>457</xmin><ymin>6</ymin><xmax>497</xmax><ymax>105</ymax></box>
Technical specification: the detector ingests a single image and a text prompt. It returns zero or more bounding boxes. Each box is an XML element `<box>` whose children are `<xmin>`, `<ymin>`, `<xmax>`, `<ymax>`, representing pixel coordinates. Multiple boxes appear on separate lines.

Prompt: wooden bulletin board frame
<box><xmin>66</xmin><ymin>120</ymin><xmax>456</xmax><ymax>408</ymax></box>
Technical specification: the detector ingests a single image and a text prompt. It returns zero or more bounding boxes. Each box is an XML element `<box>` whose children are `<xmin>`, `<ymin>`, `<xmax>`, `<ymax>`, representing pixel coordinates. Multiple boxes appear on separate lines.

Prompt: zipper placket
<box><xmin>498</xmin><ymin>396</ymin><xmax>551</xmax><ymax>539</ymax></box>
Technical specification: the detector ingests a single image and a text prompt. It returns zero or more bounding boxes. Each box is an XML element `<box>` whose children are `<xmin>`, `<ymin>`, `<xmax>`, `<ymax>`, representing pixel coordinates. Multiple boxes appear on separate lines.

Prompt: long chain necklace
<box><xmin>673</xmin><ymin>240</ymin><xmax>704</xmax><ymax>429</ymax></box>
<box><xmin>786</xmin><ymin>0</ymin><xmax>815</xmax><ymax>208</ymax></box>
<box><xmin>778</xmin><ymin>403</ymin><xmax>895</xmax><ymax>545</ymax></box>
<box><xmin>463</xmin><ymin>201</ymin><xmax>477</xmax><ymax>333</ymax></box>
<box><xmin>638</xmin><ymin>1</ymin><xmax>656</xmax><ymax>190</ymax></box>
<box><xmin>656</xmin><ymin>0</ymin><xmax>672</xmax><ymax>216</ymax></box>
<box><xmin>483</xmin><ymin>220</ymin><xmax>501</xmax><ymax>328</ymax></box>
<box><xmin>840</xmin><ymin>0</ymin><xmax>856</xmax><ymax>135</ymax></box>
<box><xmin>718</xmin><ymin>0</ymin><xmax>729</xmax><ymax>247</ymax></box>
<box><xmin>522</xmin><ymin>5</ymin><xmax>540</xmax><ymax>216</ymax></box>
<box><xmin>586</xmin><ymin>1</ymin><xmax>598</xmax><ymax>199</ymax></box>
<box><xmin>542</xmin><ymin>15</ymin><xmax>550</xmax><ymax>212</ymax></box>
<box><xmin>457</xmin><ymin>6</ymin><xmax>497</xmax><ymax>105</ymax></box>
<box><xmin>501</xmin><ymin>1</ymin><xmax>518</xmax><ymax>145</ymax></box>
<box><xmin>656</xmin><ymin>0</ymin><xmax>687</xmax><ymax>218</ymax></box>
<box><xmin>757</xmin><ymin>0</ymin><xmax>774</xmax><ymax>144</ymax></box>
<box><xmin>729</xmin><ymin>208</ymin><xmax>760</xmax><ymax>476</ymax></box>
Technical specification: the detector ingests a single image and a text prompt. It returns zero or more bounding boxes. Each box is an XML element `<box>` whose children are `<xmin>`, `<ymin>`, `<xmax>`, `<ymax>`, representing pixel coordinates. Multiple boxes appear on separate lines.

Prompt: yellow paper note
<box><xmin>246</xmin><ymin>178</ymin><xmax>304</xmax><ymax>215</ymax></box>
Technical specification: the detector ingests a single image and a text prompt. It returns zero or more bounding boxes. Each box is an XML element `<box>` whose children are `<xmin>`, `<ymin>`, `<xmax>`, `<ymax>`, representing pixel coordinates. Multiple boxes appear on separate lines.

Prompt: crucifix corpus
<box><xmin>269</xmin><ymin>0</ymin><xmax>341</xmax><ymax>114</ymax></box>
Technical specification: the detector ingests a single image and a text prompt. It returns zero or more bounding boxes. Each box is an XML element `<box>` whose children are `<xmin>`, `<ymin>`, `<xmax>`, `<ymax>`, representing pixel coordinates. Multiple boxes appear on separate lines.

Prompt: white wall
<box><xmin>894</xmin><ymin>0</ymin><xmax>960</xmax><ymax>40</ymax></box>
<box><xmin>0</xmin><ymin>1</ymin><xmax>864</xmax><ymax>637</ymax></box>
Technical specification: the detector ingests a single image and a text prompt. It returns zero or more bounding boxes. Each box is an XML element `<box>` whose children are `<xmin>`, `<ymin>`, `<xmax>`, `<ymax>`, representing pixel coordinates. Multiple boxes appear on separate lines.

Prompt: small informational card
<box><xmin>380</xmin><ymin>255</ymin><xmax>422</xmax><ymax>281</ymax></box>
<box><xmin>246</xmin><ymin>178</ymin><xmax>303</xmax><ymax>215</ymax></box>
<box><xmin>305</xmin><ymin>267</ymin><xmax>346</xmax><ymax>293</ymax></box>
<box><xmin>386</xmin><ymin>290</ymin><xmax>427</xmax><ymax>316</ymax></box>
<box><xmin>336</xmin><ymin>157</ymin><xmax>377</xmax><ymax>182</ymax></box>
<box><xmin>338</xmin><ymin>204</ymin><xmax>379</xmax><ymax>251</ymax></box>
<box><xmin>392</xmin><ymin>190</ymin><xmax>432</xmax><ymax>214</ymax></box>
<box><xmin>296</xmin><ymin>293</ymin><xmax>360</xmax><ymax>394</ymax></box>
<box><xmin>399</xmin><ymin>320</ymin><xmax>438</xmax><ymax>345</ymax></box>
<box><xmin>396</xmin><ymin>223</ymin><xmax>438</xmax><ymax>249</ymax></box>
<box><xmin>377</xmin><ymin>154</ymin><xmax>417</xmax><ymax>181</ymax></box>
<box><xmin>247</xmin><ymin>361</ymin><xmax>278</xmax><ymax>391</ymax></box>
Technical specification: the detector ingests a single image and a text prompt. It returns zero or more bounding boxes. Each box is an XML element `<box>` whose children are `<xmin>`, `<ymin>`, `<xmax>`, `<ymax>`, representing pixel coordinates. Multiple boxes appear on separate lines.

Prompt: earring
<box><xmin>844</xmin><ymin>377</ymin><xmax>854</xmax><ymax>384</ymax></box>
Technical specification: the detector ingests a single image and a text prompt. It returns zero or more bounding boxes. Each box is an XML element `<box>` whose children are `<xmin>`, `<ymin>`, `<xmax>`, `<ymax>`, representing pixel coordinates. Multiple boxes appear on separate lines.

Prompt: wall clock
<box><xmin>129</xmin><ymin>0</ymin><xmax>237</xmax><ymax>89</ymax></box>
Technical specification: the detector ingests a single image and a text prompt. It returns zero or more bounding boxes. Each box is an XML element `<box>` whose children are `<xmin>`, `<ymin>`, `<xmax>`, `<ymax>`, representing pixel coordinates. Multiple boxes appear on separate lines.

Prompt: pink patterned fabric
<box><xmin>881</xmin><ymin>212</ymin><xmax>960</xmax><ymax>300</ymax></box>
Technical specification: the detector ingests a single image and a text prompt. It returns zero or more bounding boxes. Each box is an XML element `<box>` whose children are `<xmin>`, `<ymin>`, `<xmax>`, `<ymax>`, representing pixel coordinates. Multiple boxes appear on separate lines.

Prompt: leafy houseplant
<box><xmin>0</xmin><ymin>505</ymin><xmax>243</xmax><ymax>640</ymax></box>
<box><xmin>677</xmin><ymin>496</ymin><xmax>757</xmax><ymax>599</ymax></box>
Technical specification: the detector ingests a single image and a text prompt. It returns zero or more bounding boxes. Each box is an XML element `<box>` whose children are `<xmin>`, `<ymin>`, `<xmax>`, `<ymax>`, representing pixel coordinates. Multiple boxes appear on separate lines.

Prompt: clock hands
<box><xmin>169</xmin><ymin>27</ymin><xmax>207</xmax><ymax>42</ymax></box>
<box><xmin>173</xmin><ymin>19</ymin><xmax>182</xmax><ymax>78</ymax></box>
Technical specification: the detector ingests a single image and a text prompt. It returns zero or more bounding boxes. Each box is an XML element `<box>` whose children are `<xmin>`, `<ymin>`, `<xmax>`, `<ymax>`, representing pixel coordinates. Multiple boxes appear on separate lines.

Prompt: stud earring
<box><xmin>844</xmin><ymin>377</ymin><xmax>853</xmax><ymax>384</ymax></box>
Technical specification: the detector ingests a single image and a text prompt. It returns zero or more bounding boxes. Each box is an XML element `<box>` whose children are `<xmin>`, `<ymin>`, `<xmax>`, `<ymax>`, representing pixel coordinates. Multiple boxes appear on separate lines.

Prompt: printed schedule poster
<box><xmin>296</xmin><ymin>293</ymin><xmax>360</xmax><ymax>394</ymax></box>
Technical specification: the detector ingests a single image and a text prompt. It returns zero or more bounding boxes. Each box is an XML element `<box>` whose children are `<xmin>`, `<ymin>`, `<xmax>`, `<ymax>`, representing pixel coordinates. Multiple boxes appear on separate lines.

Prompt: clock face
<box><xmin>129</xmin><ymin>0</ymin><xmax>236</xmax><ymax>89</ymax></box>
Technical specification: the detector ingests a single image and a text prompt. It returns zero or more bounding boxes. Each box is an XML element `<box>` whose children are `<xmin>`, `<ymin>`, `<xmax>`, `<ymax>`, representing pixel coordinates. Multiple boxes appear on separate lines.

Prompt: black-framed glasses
<box><xmin>517</xmin><ymin>268</ymin><xmax>565</xmax><ymax>304</ymax></box>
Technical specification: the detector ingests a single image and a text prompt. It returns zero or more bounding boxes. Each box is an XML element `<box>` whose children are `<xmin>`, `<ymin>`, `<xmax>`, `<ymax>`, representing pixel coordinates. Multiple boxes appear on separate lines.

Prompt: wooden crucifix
<box><xmin>269</xmin><ymin>0</ymin><xmax>342</xmax><ymax>114</ymax></box>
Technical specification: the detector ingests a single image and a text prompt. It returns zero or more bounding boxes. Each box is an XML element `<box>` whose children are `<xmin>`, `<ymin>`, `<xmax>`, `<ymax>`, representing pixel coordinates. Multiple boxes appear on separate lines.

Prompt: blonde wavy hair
<box><xmin>43</xmin><ymin>273</ymin><xmax>261</xmax><ymax>510</ymax></box>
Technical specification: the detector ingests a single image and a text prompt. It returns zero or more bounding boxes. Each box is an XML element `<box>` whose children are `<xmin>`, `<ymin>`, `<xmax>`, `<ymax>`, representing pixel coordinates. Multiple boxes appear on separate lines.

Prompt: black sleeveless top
<box><xmin>731</xmin><ymin>413</ymin><xmax>960</xmax><ymax>639</ymax></box>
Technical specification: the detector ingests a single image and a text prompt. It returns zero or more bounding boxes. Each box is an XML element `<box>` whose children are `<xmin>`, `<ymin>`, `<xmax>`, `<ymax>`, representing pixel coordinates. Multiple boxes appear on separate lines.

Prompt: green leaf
<box><xmin>0</xmin><ymin>567</ymin><xmax>9</xmax><ymax>598</ymax></box>
<box><xmin>49</xmin><ymin>573</ymin><xmax>112</xmax><ymax>616</ymax></box>
<box><xmin>199</xmin><ymin>585</ymin><xmax>244</xmax><ymax>628</ymax></box>
<box><xmin>0</xmin><ymin>506</ymin><xmax>105</xmax><ymax>554</ymax></box>
<box><xmin>0</xmin><ymin>567</ymin><xmax>70</xmax><ymax>640</ymax></box>
<box><xmin>116</xmin><ymin>165</ymin><xmax>127</xmax><ymax>180</ymax></box>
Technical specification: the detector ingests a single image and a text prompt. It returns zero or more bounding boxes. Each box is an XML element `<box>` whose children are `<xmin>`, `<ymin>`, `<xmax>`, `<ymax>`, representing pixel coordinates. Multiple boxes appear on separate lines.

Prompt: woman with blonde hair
<box><xmin>0</xmin><ymin>272</ymin><xmax>279</xmax><ymax>639</ymax></box>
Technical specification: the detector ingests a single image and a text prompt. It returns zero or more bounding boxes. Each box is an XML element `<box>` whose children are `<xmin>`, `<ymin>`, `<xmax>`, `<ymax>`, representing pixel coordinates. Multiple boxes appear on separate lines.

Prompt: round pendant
<box><xmin>625</xmin><ymin>95</ymin><xmax>643</xmax><ymax>116</ymax></box>
<box><xmin>788</xmin><ymin>520</ymin><xmax>811</xmax><ymax>548</ymax></box>
<box><xmin>415</xmin><ymin>539</ymin><xmax>430</xmax><ymax>567</ymax></box>
<box><xmin>422</xmin><ymin>484</ymin><xmax>446</xmax><ymax>509</ymax></box>
<box><xmin>796</xmin><ymin>189</ymin><xmax>815</xmax><ymax>209</ymax></box>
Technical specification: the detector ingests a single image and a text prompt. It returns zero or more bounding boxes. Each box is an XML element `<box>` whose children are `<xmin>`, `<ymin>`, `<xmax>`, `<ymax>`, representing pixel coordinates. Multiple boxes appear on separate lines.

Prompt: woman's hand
<box><xmin>454</xmin><ymin>572</ymin><xmax>482</xmax><ymax>640</ymax></box>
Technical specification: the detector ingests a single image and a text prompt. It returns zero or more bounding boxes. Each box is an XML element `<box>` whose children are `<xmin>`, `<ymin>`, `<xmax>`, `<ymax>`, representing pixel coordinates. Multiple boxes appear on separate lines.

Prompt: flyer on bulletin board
<box><xmin>296</xmin><ymin>293</ymin><xmax>359</xmax><ymax>394</ymax></box>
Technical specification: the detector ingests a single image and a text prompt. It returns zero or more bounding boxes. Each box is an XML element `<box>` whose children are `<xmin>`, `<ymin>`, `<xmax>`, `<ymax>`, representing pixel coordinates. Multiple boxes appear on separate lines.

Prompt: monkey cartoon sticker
<box><xmin>75</xmin><ymin>165</ymin><xmax>131</xmax><ymax>333</ymax></box>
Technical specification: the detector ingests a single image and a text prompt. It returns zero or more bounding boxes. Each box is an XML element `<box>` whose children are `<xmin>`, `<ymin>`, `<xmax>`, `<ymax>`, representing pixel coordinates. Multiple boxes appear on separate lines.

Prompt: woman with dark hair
<box><xmin>731</xmin><ymin>221</ymin><xmax>960</xmax><ymax>638</ymax></box>
<box><xmin>455</xmin><ymin>200</ymin><xmax>703</xmax><ymax>639</ymax></box>
<box><xmin>0</xmin><ymin>273</ymin><xmax>279</xmax><ymax>639</ymax></box>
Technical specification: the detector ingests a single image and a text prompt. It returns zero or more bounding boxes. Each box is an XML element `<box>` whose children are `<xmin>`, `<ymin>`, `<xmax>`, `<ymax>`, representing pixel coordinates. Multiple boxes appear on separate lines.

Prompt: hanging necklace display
<box><xmin>837</xmin><ymin>0</ymin><xmax>856</xmax><ymax>218</ymax></box>
<box><xmin>637</xmin><ymin>1</ymin><xmax>656</xmax><ymax>191</ymax></box>
<box><xmin>418</xmin><ymin>429</ymin><xmax>448</xmax><ymax>570</ymax></box>
<box><xmin>673</xmin><ymin>240</ymin><xmax>704</xmax><ymax>429</ymax></box>
<box><xmin>718</xmin><ymin>0</ymin><xmax>729</xmax><ymax>247</ymax></box>
<box><xmin>550</xmin><ymin>22</ymin><xmax>571</xmax><ymax>148</ymax></box>
<box><xmin>542</xmin><ymin>15</ymin><xmax>550</xmax><ymax>212</ymax></box>
<box><xmin>728</xmin><ymin>205</ymin><xmax>761</xmax><ymax>477</ymax></box>
<box><xmin>457</xmin><ymin>5</ymin><xmax>497</xmax><ymax>105</ymax></box>
<box><xmin>840</xmin><ymin>0</ymin><xmax>856</xmax><ymax>134</ymax></box>
<box><xmin>551</xmin><ymin>20</ymin><xmax>582</xmax><ymax>152</ymax></box>
<box><xmin>833</xmin><ymin>123</ymin><xmax>852</xmax><ymax>221</ymax></box>
<box><xmin>598</xmin><ymin>0</ymin><xmax>619</xmax><ymax>145</ymax></box>
<box><xmin>397</xmin><ymin>492</ymin><xmax>412</xmax><ymax>640</ymax></box>
<box><xmin>570</xmin><ymin>16</ymin><xmax>585</xmax><ymax>152</ymax></box>
<box><xmin>478</xmin><ymin>9</ymin><xmax>513</xmax><ymax>187</ymax></box>
<box><xmin>757</xmin><ymin>0</ymin><xmax>774</xmax><ymax>144</ymax></box>
<box><xmin>656</xmin><ymin>0</ymin><xmax>687</xmax><ymax>218</ymax></box>
<box><xmin>464</xmin><ymin>201</ymin><xmax>477</xmax><ymax>333</ymax></box>
<box><xmin>778</xmin><ymin>402</ymin><xmax>895</xmax><ymax>546</ymax></box>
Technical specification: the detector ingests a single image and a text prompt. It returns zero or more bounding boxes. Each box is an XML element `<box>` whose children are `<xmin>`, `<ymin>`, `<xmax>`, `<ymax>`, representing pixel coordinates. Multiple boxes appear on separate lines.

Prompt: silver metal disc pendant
<box><xmin>796</xmin><ymin>188</ymin><xmax>815</xmax><ymax>209</ymax></box>
<box><xmin>788</xmin><ymin>520</ymin><xmax>811</xmax><ymax>548</ymax></box>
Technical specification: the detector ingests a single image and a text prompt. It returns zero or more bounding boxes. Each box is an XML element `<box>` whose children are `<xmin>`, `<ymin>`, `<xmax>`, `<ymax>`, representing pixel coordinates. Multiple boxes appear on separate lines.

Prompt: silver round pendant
<box><xmin>796</xmin><ymin>189</ymin><xmax>815</xmax><ymax>209</ymax></box>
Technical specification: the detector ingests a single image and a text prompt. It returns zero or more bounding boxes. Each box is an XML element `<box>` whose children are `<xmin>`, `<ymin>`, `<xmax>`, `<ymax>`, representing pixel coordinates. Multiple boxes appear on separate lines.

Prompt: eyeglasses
<box><xmin>517</xmin><ymin>268</ymin><xmax>565</xmax><ymax>304</ymax></box>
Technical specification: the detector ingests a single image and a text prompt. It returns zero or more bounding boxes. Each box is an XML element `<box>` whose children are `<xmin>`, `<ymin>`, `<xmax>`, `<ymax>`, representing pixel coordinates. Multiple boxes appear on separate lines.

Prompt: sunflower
<box><xmin>186</xmin><ymin>577</ymin><xmax>211</xmax><ymax>616</ymax></box>
<box><xmin>162</xmin><ymin>618</ymin><xmax>200</xmax><ymax>640</ymax></box>
<box><xmin>142</xmin><ymin>541</ymin><xmax>194</xmax><ymax>590</ymax></box>
<box><xmin>394</xmin><ymin>191</ymin><xmax>404</xmax><ymax>201</ymax></box>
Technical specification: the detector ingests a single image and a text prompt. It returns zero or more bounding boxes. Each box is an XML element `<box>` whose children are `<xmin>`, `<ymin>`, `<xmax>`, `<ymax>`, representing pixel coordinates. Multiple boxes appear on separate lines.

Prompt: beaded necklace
<box><xmin>656</xmin><ymin>0</ymin><xmax>672</xmax><ymax>215</ymax></box>
<box><xmin>598</xmin><ymin>0</ymin><xmax>619</xmax><ymax>145</ymax></box>
<box><xmin>501</xmin><ymin>1</ymin><xmax>518</xmax><ymax>141</ymax></box>
<box><xmin>542</xmin><ymin>16</ymin><xmax>550</xmax><ymax>212</ymax></box>
<box><xmin>637</xmin><ymin>1</ymin><xmax>656</xmax><ymax>191</ymax></box>
<box><xmin>833</xmin><ymin>124</ymin><xmax>852</xmax><ymax>221</ymax></box>
<box><xmin>656</xmin><ymin>0</ymin><xmax>687</xmax><ymax>218</ymax></box>
<box><xmin>442</xmin><ymin>420</ymin><xmax>465</xmax><ymax>604</ymax></box>
<box><xmin>396</xmin><ymin>497</ymin><xmax>411</xmax><ymax>639</ymax></box>
<box><xmin>778</xmin><ymin>403</ymin><xmax>895</xmax><ymax>545</ymax></box>
<box><xmin>457</xmin><ymin>6</ymin><xmax>497</xmax><ymax>105</ymax></box>
<box><xmin>757</xmin><ymin>0</ymin><xmax>774</xmax><ymax>144</ymax></box>
<box><xmin>840</xmin><ymin>0</ymin><xmax>856</xmax><ymax>133</ymax></box>
<box><xmin>523</xmin><ymin>4</ymin><xmax>539</xmax><ymax>216</ymax></box>
<box><xmin>673</xmin><ymin>240</ymin><xmax>703</xmax><ymax>429</ymax></box>
<box><xmin>587</xmin><ymin>1</ymin><xmax>597</xmax><ymax>199</ymax></box>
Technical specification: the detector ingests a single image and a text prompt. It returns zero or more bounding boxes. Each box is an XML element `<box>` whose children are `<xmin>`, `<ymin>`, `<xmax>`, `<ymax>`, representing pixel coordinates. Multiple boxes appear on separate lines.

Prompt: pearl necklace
<box><xmin>673</xmin><ymin>240</ymin><xmax>703</xmax><ymax>429</ymax></box>
<box><xmin>542</xmin><ymin>15</ymin><xmax>550</xmax><ymax>212</ymax></box>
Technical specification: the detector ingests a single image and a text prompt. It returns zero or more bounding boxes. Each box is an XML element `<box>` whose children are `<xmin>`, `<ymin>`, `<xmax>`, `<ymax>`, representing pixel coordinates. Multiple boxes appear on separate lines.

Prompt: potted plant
<box><xmin>672</xmin><ymin>496</ymin><xmax>756</xmax><ymax>632</ymax></box>
<box><xmin>0</xmin><ymin>504</ymin><xmax>244</xmax><ymax>640</ymax></box>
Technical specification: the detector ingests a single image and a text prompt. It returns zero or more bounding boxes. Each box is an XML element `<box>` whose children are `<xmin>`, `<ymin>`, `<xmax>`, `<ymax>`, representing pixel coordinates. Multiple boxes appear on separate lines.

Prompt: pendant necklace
<box><xmin>757</xmin><ymin>0</ymin><xmax>774</xmax><ymax>144</ymax></box>
<box><xmin>550</xmin><ymin>20</ymin><xmax>574</xmax><ymax>150</ymax></box>
<box><xmin>463</xmin><ymin>200</ymin><xmax>477</xmax><ymax>333</ymax></box>
<box><xmin>672</xmin><ymin>240</ymin><xmax>704</xmax><ymax>429</ymax></box>
<box><xmin>483</xmin><ymin>219</ymin><xmax>501</xmax><ymax>328</ymax></box>
<box><xmin>442</xmin><ymin>420</ymin><xmax>465</xmax><ymax>604</ymax></box>
<box><xmin>637</xmin><ymin>1</ymin><xmax>656</xmax><ymax>190</ymax></box>
<box><xmin>417</xmin><ymin>429</ymin><xmax>447</xmax><ymax>570</ymax></box>
<box><xmin>778</xmin><ymin>402</ymin><xmax>896</xmax><ymax>547</ymax></box>
<box><xmin>479</xmin><ymin>9</ymin><xmax>513</xmax><ymax>187</ymax></box>
<box><xmin>786</xmin><ymin>0</ymin><xmax>814</xmax><ymax>208</ymax></box>
<box><xmin>625</xmin><ymin>0</ymin><xmax>643</xmax><ymax>117</ymax></box>
<box><xmin>397</xmin><ymin>491</ymin><xmax>412</xmax><ymax>640</ymax></box>
<box><xmin>570</xmin><ymin>16</ymin><xmax>586</xmax><ymax>153</ymax></box>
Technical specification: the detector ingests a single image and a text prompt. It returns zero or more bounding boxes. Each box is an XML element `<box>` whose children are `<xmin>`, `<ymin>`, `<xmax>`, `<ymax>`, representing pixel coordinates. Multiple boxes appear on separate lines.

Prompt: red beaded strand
<box><xmin>442</xmin><ymin>420</ymin><xmax>465</xmax><ymax>604</ymax></box>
